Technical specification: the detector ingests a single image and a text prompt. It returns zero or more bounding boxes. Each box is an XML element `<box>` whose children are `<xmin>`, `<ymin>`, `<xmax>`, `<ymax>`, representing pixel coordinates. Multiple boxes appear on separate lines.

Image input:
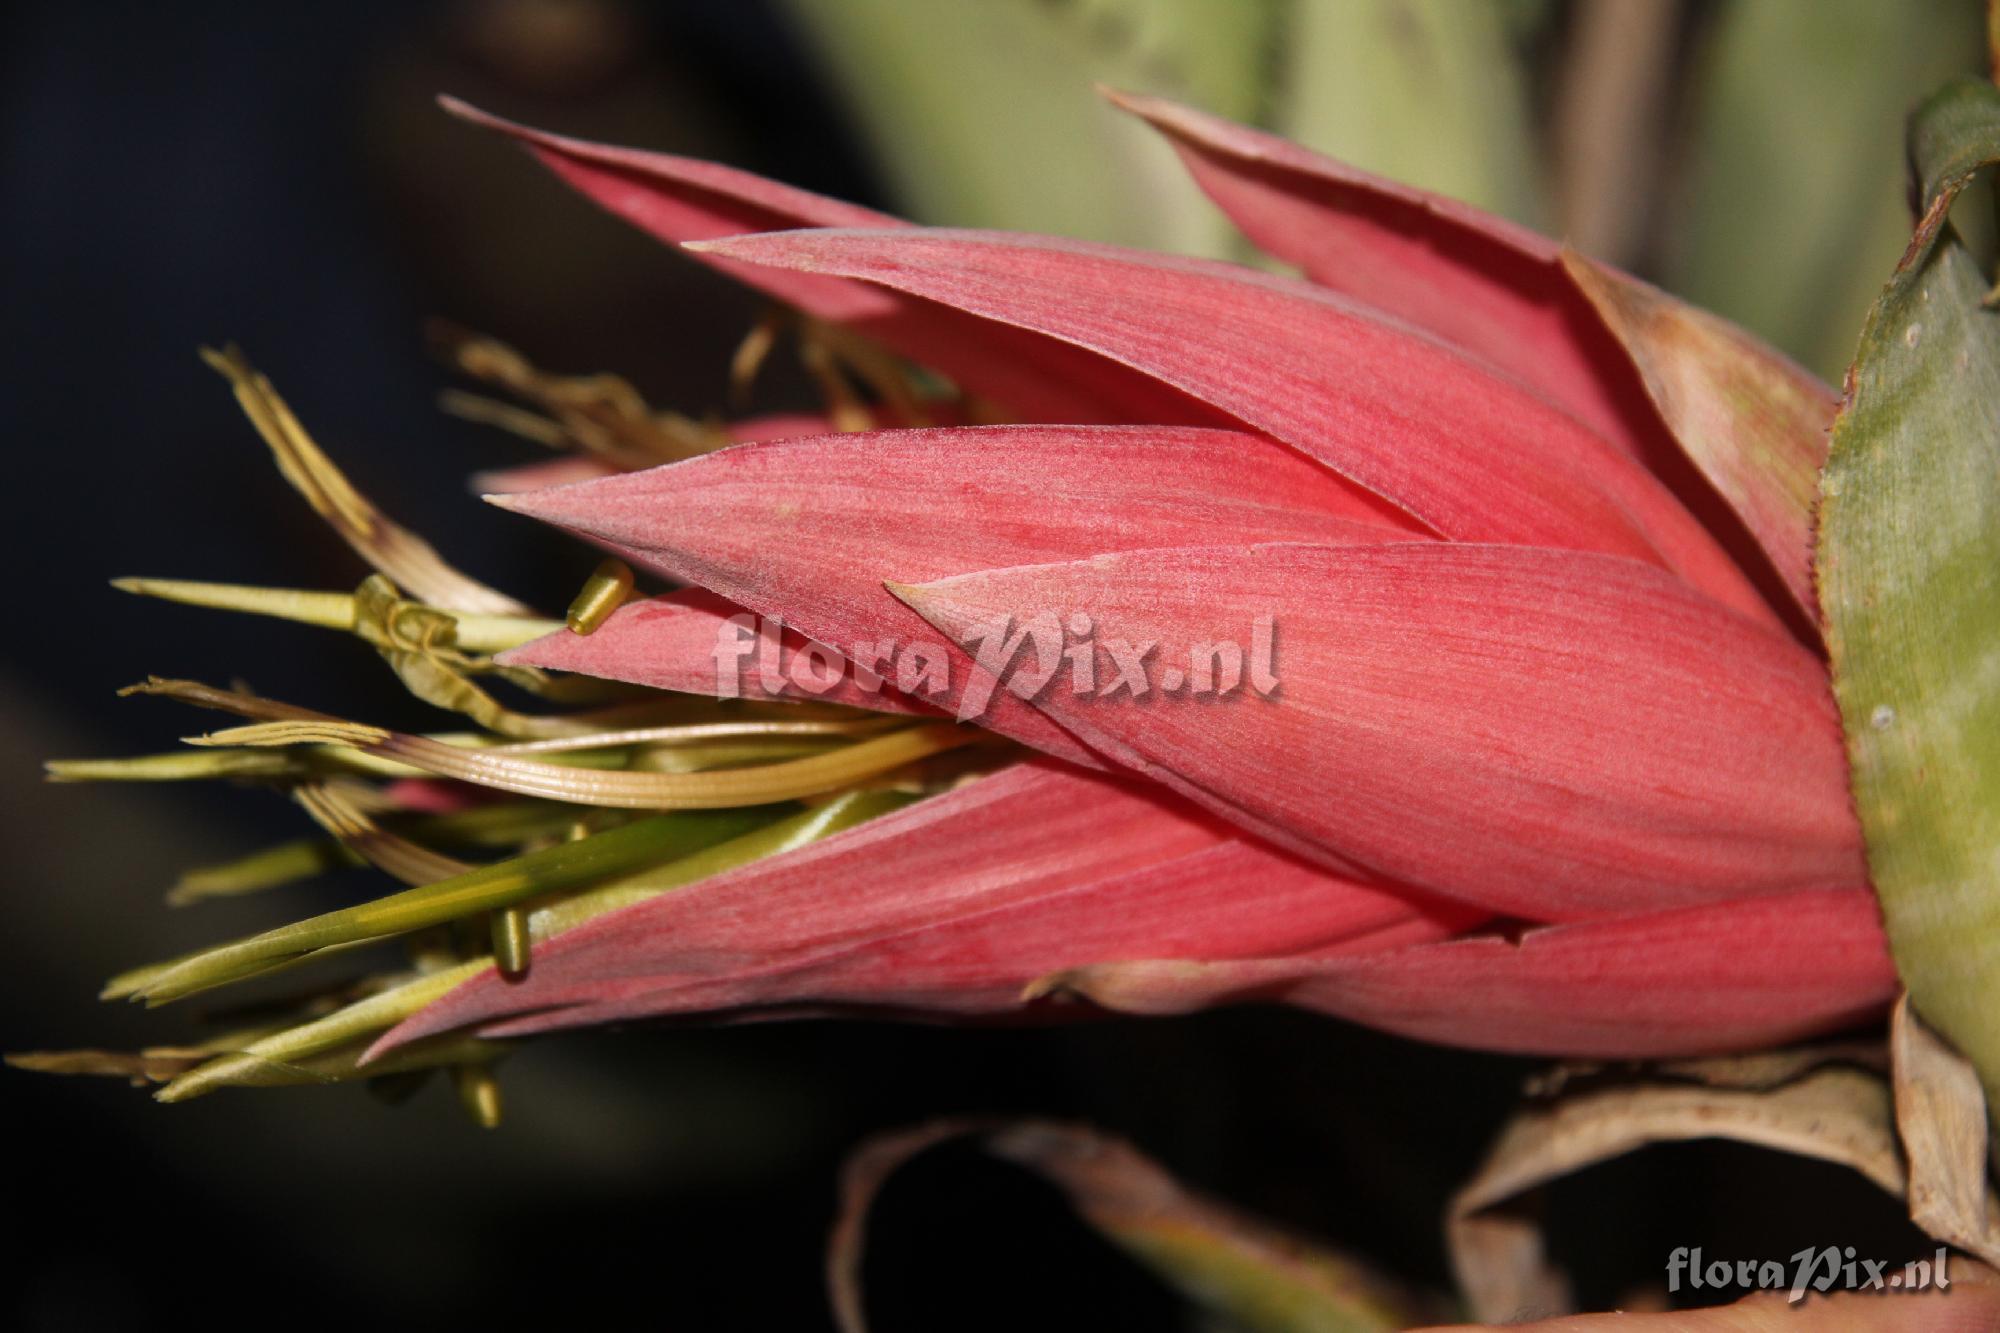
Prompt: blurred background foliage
<box><xmin>782</xmin><ymin>0</ymin><xmax>1545</xmax><ymax>249</ymax></box>
<box><xmin>1666</xmin><ymin>0</ymin><xmax>1989</xmax><ymax>377</ymax></box>
<box><xmin>1</xmin><ymin>2</ymin><xmax>1985</xmax><ymax>1329</ymax></box>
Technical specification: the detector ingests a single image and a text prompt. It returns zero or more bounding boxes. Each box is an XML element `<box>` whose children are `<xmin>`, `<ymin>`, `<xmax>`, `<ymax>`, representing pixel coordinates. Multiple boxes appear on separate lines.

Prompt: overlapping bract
<box><xmin>382</xmin><ymin>92</ymin><xmax>1894</xmax><ymax>1061</ymax></box>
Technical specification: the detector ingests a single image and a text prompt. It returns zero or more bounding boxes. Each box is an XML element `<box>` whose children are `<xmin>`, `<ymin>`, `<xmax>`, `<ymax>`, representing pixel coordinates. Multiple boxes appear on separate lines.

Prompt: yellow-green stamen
<box><xmin>565</xmin><ymin>558</ymin><xmax>636</xmax><ymax>634</ymax></box>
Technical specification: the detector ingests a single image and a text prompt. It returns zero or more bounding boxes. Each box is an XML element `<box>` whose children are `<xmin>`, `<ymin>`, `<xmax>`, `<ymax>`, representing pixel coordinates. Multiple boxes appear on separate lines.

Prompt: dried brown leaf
<box><xmin>829</xmin><ymin>1117</ymin><xmax>1436</xmax><ymax>1333</ymax></box>
<box><xmin>202</xmin><ymin>344</ymin><xmax>530</xmax><ymax>615</ymax></box>
<box><xmin>1448</xmin><ymin>1063</ymin><xmax>1905</xmax><ymax>1323</ymax></box>
<box><xmin>1892</xmin><ymin>996</ymin><xmax>2000</xmax><ymax>1266</ymax></box>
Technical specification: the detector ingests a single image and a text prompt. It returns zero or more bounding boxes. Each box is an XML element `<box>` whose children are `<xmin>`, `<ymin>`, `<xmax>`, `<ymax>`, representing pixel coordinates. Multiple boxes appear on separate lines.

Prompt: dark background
<box><xmin>1</xmin><ymin>3</ymin><xmax>1928</xmax><ymax>1329</ymax></box>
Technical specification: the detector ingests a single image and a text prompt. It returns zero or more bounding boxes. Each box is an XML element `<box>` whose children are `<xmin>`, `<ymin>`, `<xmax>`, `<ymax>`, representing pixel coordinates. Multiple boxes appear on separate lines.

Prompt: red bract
<box><xmin>384</xmin><ymin>93</ymin><xmax>1895</xmax><ymax>1062</ymax></box>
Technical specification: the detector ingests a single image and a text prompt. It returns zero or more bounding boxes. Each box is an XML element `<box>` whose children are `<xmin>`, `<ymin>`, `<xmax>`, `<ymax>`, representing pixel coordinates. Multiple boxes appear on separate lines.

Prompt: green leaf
<box><xmin>1669</xmin><ymin>0</ymin><xmax>1987</xmax><ymax>379</ymax></box>
<box><xmin>1911</xmin><ymin>77</ymin><xmax>2000</xmax><ymax>216</ymax></box>
<box><xmin>1818</xmin><ymin>77</ymin><xmax>2000</xmax><ymax>1112</ymax></box>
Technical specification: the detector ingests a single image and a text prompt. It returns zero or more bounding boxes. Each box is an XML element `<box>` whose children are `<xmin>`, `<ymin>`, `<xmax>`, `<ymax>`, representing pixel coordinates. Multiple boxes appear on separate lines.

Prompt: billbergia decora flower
<box><xmin>27</xmin><ymin>88</ymin><xmax>1900</xmax><ymax>1109</ymax></box>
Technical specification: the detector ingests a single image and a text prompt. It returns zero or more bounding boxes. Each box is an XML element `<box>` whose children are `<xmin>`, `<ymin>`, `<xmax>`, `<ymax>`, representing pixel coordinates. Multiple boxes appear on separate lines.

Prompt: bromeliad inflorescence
<box><xmin>19</xmin><ymin>90</ymin><xmax>1907</xmax><ymax>1123</ymax></box>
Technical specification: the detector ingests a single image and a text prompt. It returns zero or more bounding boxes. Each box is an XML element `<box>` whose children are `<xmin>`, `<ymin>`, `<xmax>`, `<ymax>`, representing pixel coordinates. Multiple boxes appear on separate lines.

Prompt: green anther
<box><xmin>492</xmin><ymin>907</ymin><xmax>532</xmax><ymax>978</ymax></box>
<box><xmin>454</xmin><ymin>1063</ymin><xmax>503</xmax><ymax>1129</ymax></box>
<box><xmin>566</xmin><ymin>558</ymin><xmax>636</xmax><ymax>635</ymax></box>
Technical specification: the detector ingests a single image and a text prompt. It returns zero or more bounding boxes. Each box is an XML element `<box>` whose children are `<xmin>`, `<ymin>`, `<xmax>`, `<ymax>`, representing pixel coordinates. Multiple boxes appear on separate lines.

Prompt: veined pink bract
<box><xmin>368</xmin><ymin>90</ymin><xmax>1890</xmax><ymax>1063</ymax></box>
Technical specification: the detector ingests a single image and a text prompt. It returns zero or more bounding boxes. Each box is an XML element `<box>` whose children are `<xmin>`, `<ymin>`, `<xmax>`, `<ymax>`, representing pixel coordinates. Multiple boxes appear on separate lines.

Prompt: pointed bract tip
<box><xmin>882</xmin><ymin>579</ymin><xmax>949</xmax><ymax>617</ymax></box>
<box><xmin>480</xmin><ymin>480</ymin><xmax>638</xmax><ymax>547</ymax></box>
<box><xmin>1556</xmin><ymin>244</ymin><xmax>1619</xmax><ymax>293</ymax></box>
<box><xmin>680</xmin><ymin>231</ymin><xmax>801</xmax><ymax>257</ymax></box>
<box><xmin>1556</xmin><ymin>246</ymin><xmax>1676</xmax><ymax>341</ymax></box>
<box><xmin>435</xmin><ymin>95</ymin><xmax>561</xmax><ymax>154</ymax></box>
<box><xmin>1018</xmin><ymin>969</ymin><xmax>1073</xmax><ymax>1003</ymax></box>
<box><xmin>678</xmin><ymin>229</ymin><xmax>904</xmax><ymax>274</ymax></box>
<box><xmin>1097</xmin><ymin>87</ymin><xmax>1236</xmax><ymax>149</ymax></box>
<box><xmin>479</xmin><ymin>485</ymin><xmax>592</xmax><ymax>526</ymax></box>
<box><xmin>436</xmin><ymin>94</ymin><xmax>511</xmax><ymax>133</ymax></box>
<box><xmin>1096</xmin><ymin>85</ymin><xmax>1161</xmax><ymax>117</ymax></box>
